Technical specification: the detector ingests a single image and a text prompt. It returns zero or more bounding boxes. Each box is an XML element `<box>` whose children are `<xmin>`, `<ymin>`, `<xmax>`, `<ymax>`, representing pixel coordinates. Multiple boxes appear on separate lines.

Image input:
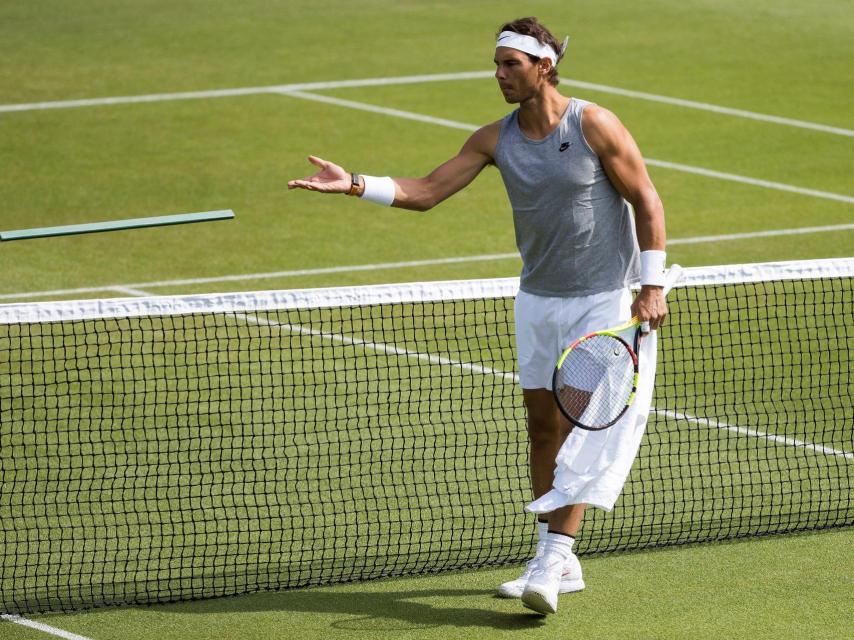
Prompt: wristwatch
<box><xmin>347</xmin><ymin>172</ymin><xmax>365</xmax><ymax>197</ymax></box>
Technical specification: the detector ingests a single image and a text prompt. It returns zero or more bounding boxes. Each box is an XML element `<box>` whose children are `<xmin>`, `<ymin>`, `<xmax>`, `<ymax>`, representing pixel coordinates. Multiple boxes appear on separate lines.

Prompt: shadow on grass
<box><xmin>160</xmin><ymin>587</ymin><xmax>545</xmax><ymax>631</ymax></box>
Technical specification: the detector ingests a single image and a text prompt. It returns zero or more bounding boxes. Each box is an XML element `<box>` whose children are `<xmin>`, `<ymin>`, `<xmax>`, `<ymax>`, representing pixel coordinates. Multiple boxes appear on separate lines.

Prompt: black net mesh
<box><xmin>1</xmin><ymin>269</ymin><xmax>851</xmax><ymax>614</ymax></box>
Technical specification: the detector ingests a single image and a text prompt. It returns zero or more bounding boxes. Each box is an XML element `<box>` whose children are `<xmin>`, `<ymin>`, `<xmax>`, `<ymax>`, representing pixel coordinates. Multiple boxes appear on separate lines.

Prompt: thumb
<box><xmin>307</xmin><ymin>155</ymin><xmax>328</xmax><ymax>169</ymax></box>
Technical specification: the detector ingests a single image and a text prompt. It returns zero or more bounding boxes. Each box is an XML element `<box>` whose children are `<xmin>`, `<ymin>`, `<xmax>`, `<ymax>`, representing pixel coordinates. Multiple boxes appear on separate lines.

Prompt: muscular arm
<box><xmin>581</xmin><ymin>106</ymin><xmax>666</xmax><ymax>252</ymax></box>
<box><xmin>581</xmin><ymin>106</ymin><xmax>669</xmax><ymax>328</ymax></box>
<box><xmin>287</xmin><ymin>122</ymin><xmax>500</xmax><ymax>212</ymax></box>
<box><xmin>393</xmin><ymin>123</ymin><xmax>498</xmax><ymax>211</ymax></box>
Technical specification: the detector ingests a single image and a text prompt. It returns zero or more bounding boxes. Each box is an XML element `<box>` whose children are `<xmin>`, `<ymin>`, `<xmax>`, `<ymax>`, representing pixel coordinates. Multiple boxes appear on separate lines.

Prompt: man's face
<box><xmin>494</xmin><ymin>47</ymin><xmax>545</xmax><ymax>103</ymax></box>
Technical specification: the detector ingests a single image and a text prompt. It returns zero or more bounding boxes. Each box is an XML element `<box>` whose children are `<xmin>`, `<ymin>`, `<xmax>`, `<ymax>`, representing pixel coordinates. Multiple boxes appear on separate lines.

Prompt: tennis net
<box><xmin>1</xmin><ymin>258</ymin><xmax>852</xmax><ymax>613</ymax></box>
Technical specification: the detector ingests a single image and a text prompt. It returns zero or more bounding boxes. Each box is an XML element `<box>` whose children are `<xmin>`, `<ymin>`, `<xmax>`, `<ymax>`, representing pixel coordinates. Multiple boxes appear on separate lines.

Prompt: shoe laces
<box><xmin>530</xmin><ymin>554</ymin><xmax>566</xmax><ymax>581</ymax></box>
<box><xmin>520</xmin><ymin>541</ymin><xmax>547</xmax><ymax>578</ymax></box>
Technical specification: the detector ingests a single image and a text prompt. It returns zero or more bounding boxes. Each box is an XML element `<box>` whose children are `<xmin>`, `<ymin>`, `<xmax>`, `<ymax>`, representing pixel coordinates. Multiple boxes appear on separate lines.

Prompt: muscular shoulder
<box><xmin>580</xmin><ymin>105</ymin><xmax>627</xmax><ymax>157</ymax></box>
<box><xmin>462</xmin><ymin>119</ymin><xmax>503</xmax><ymax>163</ymax></box>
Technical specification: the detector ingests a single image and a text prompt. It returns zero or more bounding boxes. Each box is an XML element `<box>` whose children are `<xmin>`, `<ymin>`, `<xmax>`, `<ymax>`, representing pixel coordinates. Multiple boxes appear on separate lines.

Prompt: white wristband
<box><xmin>640</xmin><ymin>250</ymin><xmax>667</xmax><ymax>286</ymax></box>
<box><xmin>359</xmin><ymin>175</ymin><xmax>397</xmax><ymax>206</ymax></box>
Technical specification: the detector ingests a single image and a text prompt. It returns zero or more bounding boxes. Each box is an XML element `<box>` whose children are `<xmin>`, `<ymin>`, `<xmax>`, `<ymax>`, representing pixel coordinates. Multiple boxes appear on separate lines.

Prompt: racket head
<box><xmin>552</xmin><ymin>329</ymin><xmax>640</xmax><ymax>431</ymax></box>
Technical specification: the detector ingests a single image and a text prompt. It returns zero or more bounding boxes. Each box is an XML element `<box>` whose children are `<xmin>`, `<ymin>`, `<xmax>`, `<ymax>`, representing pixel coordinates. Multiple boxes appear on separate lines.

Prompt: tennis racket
<box><xmin>552</xmin><ymin>265</ymin><xmax>684</xmax><ymax>431</ymax></box>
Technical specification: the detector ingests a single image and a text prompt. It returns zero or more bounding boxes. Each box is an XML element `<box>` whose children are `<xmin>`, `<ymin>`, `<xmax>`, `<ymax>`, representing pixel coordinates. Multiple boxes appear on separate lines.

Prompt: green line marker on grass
<box><xmin>0</xmin><ymin>209</ymin><xmax>235</xmax><ymax>241</ymax></box>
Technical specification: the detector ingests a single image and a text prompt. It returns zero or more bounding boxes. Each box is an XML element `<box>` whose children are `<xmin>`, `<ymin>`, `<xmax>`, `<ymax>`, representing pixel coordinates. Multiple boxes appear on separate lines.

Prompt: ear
<box><xmin>538</xmin><ymin>59</ymin><xmax>553</xmax><ymax>78</ymax></box>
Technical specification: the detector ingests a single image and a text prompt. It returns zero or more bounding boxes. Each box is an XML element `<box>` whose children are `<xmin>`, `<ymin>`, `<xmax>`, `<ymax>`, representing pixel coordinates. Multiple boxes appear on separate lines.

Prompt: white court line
<box><xmin>246</xmin><ymin>312</ymin><xmax>518</xmax><ymax>383</ymax></box>
<box><xmin>667</xmin><ymin>223</ymin><xmax>854</xmax><ymax>245</ymax></box>
<box><xmin>0</xmin><ymin>72</ymin><xmax>493</xmax><ymax>113</ymax></box>
<box><xmin>0</xmin><ymin>253</ymin><xmax>521</xmax><ymax>300</ymax></box>
<box><xmin>280</xmin><ymin>89</ymin><xmax>478</xmax><ymax>131</ymax></box>
<box><xmin>2</xmin><ymin>70</ymin><xmax>851</xmax><ymax>138</ymax></box>
<box><xmin>111</xmin><ymin>286</ymin><xmax>155</xmax><ymax>297</ymax></box>
<box><xmin>280</xmin><ymin>90</ymin><xmax>854</xmax><ymax>205</ymax></box>
<box><xmin>643</xmin><ymin>159</ymin><xmax>854</xmax><ymax>205</ymax></box>
<box><xmin>560</xmin><ymin>79</ymin><xmax>854</xmax><ymax>138</ymax></box>
<box><xmin>655</xmin><ymin>409</ymin><xmax>854</xmax><ymax>460</ymax></box>
<box><xmin>2</xmin><ymin>223</ymin><xmax>853</xmax><ymax>301</ymax></box>
<box><xmin>0</xmin><ymin>614</ymin><xmax>93</xmax><ymax>640</ymax></box>
<box><xmin>278</xmin><ymin>322</ymin><xmax>854</xmax><ymax>462</ymax></box>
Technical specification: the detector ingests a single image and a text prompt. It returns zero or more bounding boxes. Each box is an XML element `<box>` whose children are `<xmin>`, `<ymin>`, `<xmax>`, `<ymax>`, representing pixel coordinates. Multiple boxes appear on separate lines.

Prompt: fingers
<box><xmin>288</xmin><ymin>154</ymin><xmax>351</xmax><ymax>194</ymax></box>
<box><xmin>641</xmin><ymin>306</ymin><xmax>668</xmax><ymax>332</ymax></box>
<box><xmin>287</xmin><ymin>177</ymin><xmax>351</xmax><ymax>194</ymax></box>
<box><xmin>641</xmin><ymin>309</ymin><xmax>667</xmax><ymax>332</ymax></box>
<box><xmin>287</xmin><ymin>156</ymin><xmax>330</xmax><ymax>190</ymax></box>
<box><xmin>287</xmin><ymin>179</ymin><xmax>323</xmax><ymax>191</ymax></box>
<box><xmin>287</xmin><ymin>177</ymin><xmax>319</xmax><ymax>189</ymax></box>
<box><xmin>631</xmin><ymin>295</ymin><xmax>668</xmax><ymax>333</ymax></box>
<box><xmin>632</xmin><ymin>286</ymin><xmax>667</xmax><ymax>333</ymax></box>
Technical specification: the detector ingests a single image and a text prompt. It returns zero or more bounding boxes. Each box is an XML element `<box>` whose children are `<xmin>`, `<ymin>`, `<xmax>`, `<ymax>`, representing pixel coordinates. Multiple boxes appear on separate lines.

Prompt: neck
<box><xmin>517</xmin><ymin>86</ymin><xmax>571</xmax><ymax>140</ymax></box>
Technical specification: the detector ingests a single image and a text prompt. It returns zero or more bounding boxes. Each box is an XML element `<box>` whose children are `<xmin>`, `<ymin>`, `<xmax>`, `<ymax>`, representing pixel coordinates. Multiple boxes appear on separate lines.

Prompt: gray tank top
<box><xmin>494</xmin><ymin>98</ymin><xmax>640</xmax><ymax>297</ymax></box>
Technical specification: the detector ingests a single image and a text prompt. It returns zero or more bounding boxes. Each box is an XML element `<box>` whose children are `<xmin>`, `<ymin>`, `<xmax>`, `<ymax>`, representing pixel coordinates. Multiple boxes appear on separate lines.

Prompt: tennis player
<box><xmin>288</xmin><ymin>16</ymin><xmax>668</xmax><ymax>615</ymax></box>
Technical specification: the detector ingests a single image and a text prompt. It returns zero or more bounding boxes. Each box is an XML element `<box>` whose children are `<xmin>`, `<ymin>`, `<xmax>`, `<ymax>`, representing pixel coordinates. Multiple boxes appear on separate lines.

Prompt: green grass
<box><xmin>1</xmin><ymin>1</ymin><xmax>853</xmax><ymax>297</ymax></box>
<box><xmin>0</xmin><ymin>0</ymin><xmax>852</xmax><ymax>637</ymax></box>
<box><xmin>5</xmin><ymin>530</ymin><xmax>853</xmax><ymax>640</ymax></box>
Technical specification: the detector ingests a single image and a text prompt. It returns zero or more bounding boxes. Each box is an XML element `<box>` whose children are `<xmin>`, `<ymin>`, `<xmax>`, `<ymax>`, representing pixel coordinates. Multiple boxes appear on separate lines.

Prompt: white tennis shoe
<box><xmin>521</xmin><ymin>551</ymin><xmax>571</xmax><ymax>614</ymax></box>
<box><xmin>497</xmin><ymin>548</ymin><xmax>585</xmax><ymax>599</ymax></box>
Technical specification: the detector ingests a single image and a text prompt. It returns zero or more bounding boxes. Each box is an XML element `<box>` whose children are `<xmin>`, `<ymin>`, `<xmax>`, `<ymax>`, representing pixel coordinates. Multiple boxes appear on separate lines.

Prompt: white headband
<box><xmin>495</xmin><ymin>31</ymin><xmax>569</xmax><ymax>65</ymax></box>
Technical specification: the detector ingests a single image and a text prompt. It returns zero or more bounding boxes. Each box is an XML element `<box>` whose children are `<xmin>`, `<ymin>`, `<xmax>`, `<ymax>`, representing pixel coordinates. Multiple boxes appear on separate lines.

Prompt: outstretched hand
<box><xmin>287</xmin><ymin>156</ymin><xmax>351</xmax><ymax>194</ymax></box>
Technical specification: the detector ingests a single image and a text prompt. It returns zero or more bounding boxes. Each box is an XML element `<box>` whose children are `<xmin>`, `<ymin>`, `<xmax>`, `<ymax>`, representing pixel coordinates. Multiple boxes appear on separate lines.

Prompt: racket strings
<box><xmin>555</xmin><ymin>335</ymin><xmax>636</xmax><ymax>427</ymax></box>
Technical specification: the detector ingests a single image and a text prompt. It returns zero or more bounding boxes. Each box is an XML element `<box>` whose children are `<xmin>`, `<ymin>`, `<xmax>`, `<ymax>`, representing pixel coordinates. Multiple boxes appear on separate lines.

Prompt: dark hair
<box><xmin>497</xmin><ymin>17</ymin><xmax>564</xmax><ymax>86</ymax></box>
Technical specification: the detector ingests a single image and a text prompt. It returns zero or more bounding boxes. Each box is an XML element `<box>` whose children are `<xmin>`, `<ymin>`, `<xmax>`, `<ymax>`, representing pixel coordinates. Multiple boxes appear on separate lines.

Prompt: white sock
<box><xmin>543</xmin><ymin>531</ymin><xmax>575</xmax><ymax>561</ymax></box>
<box><xmin>536</xmin><ymin>521</ymin><xmax>549</xmax><ymax>543</ymax></box>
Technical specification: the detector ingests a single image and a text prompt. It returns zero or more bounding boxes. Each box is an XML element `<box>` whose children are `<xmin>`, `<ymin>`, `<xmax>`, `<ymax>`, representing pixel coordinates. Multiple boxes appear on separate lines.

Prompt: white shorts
<box><xmin>514</xmin><ymin>288</ymin><xmax>632</xmax><ymax>390</ymax></box>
